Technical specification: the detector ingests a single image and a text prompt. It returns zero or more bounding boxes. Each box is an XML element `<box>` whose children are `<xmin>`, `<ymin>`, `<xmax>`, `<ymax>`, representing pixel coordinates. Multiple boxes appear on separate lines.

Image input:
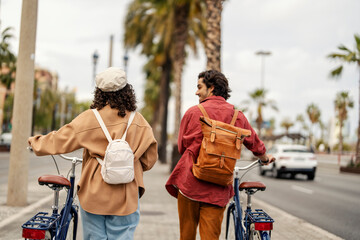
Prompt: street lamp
<box><xmin>92</xmin><ymin>50</ymin><xmax>99</xmax><ymax>86</ymax></box>
<box><xmin>255</xmin><ymin>50</ymin><xmax>271</xmax><ymax>89</ymax></box>
<box><xmin>123</xmin><ymin>50</ymin><xmax>129</xmax><ymax>73</ymax></box>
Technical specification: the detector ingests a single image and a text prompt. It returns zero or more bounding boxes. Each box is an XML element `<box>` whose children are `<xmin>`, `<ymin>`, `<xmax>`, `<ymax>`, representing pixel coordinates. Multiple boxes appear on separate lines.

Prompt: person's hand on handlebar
<box><xmin>259</xmin><ymin>154</ymin><xmax>275</xmax><ymax>165</ymax></box>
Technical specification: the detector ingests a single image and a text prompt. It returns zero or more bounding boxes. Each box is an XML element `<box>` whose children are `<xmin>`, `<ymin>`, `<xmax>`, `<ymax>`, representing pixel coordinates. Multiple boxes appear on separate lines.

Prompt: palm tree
<box><xmin>245</xmin><ymin>88</ymin><xmax>278</xmax><ymax>137</ymax></box>
<box><xmin>306</xmin><ymin>103</ymin><xmax>321</xmax><ymax>148</ymax></box>
<box><xmin>172</xmin><ymin>0</ymin><xmax>206</xmax><ymax>146</ymax></box>
<box><xmin>328</xmin><ymin>34</ymin><xmax>360</xmax><ymax>163</ymax></box>
<box><xmin>124</xmin><ymin>0</ymin><xmax>174</xmax><ymax>163</ymax></box>
<box><xmin>204</xmin><ymin>0</ymin><xmax>223</xmax><ymax>71</ymax></box>
<box><xmin>0</xmin><ymin>27</ymin><xmax>17</xmax><ymax>88</ymax></box>
<box><xmin>0</xmin><ymin>27</ymin><xmax>16</xmax><ymax>133</ymax></box>
<box><xmin>124</xmin><ymin>0</ymin><xmax>205</xmax><ymax>165</ymax></box>
<box><xmin>280</xmin><ymin>118</ymin><xmax>294</xmax><ymax>135</ymax></box>
<box><xmin>334</xmin><ymin>91</ymin><xmax>354</xmax><ymax>154</ymax></box>
<box><xmin>171</xmin><ymin>1</ymin><xmax>206</xmax><ymax>170</ymax></box>
<box><xmin>296</xmin><ymin>114</ymin><xmax>309</xmax><ymax>135</ymax></box>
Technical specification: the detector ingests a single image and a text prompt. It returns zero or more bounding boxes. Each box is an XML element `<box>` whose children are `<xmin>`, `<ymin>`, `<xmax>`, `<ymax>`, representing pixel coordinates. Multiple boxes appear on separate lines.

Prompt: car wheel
<box><xmin>307</xmin><ymin>171</ymin><xmax>315</xmax><ymax>180</ymax></box>
<box><xmin>272</xmin><ymin>165</ymin><xmax>280</xmax><ymax>178</ymax></box>
<box><xmin>259</xmin><ymin>167</ymin><xmax>266</xmax><ymax>176</ymax></box>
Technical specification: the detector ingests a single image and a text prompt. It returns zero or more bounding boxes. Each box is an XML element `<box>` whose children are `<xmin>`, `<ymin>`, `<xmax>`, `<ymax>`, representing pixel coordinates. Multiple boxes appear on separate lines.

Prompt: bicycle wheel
<box><xmin>65</xmin><ymin>216</ymin><xmax>75</xmax><ymax>240</ymax></box>
<box><xmin>249</xmin><ymin>224</ymin><xmax>261</xmax><ymax>240</ymax></box>
<box><xmin>226</xmin><ymin>211</ymin><xmax>236</xmax><ymax>239</ymax></box>
<box><xmin>249</xmin><ymin>224</ymin><xmax>271</xmax><ymax>240</ymax></box>
<box><xmin>225</xmin><ymin>204</ymin><xmax>241</xmax><ymax>240</ymax></box>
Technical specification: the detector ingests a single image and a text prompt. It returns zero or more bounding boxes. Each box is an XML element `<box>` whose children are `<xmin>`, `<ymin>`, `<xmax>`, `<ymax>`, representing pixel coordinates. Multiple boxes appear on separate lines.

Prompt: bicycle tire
<box><xmin>65</xmin><ymin>215</ymin><xmax>75</xmax><ymax>240</ymax></box>
<box><xmin>260</xmin><ymin>231</ymin><xmax>270</xmax><ymax>240</ymax></box>
<box><xmin>249</xmin><ymin>224</ymin><xmax>271</xmax><ymax>240</ymax></box>
<box><xmin>249</xmin><ymin>229</ymin><xmax>261</xmax><ymax>240</ymax></box>
<box><xmin>65</xmin><ymin>207</ymin><xmax>79</xmax><ymax>240</ymax></box>
<box><xmin>226</xmin><ymin>210</ymin><xmax>237</xmax><ymax>239</ymax></box>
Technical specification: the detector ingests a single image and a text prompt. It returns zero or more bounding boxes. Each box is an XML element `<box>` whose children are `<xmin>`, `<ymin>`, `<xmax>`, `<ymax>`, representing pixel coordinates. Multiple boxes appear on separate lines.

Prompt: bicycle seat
<box><xmin>239</xmin><ymin>181</ymin><xmax>266</xmax><ymax>191</ymax></box>
<box><xmin>38</xmin><ymin>175</ymin><xmax>71</xmax><ymax>189</ymax></box>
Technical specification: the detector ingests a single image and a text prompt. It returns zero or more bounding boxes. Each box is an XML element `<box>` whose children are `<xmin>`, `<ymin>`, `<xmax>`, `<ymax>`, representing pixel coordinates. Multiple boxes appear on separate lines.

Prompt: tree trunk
<box><xmin>205</xmin><ymin>0</ymin><xmax>222</xmax><ymax>72</ymax></box>
<box><xmin>7</xmin><ymin>0</ymin><xmax>38</xmax><ymax>206</ymax></box>
<box><xmin>170</xmin><ymin>3</ymin><xmax>190</xmax><ymax>171</ymax></box>
<box><xmin>158</xmin><ymin>59</ymin><xmax>171</xmax><ymax>164</ymax></box>
<box><xmin>339</xmin><ymin>119</ymin><xmax>343</xmax><ymax>154</ymax></box>
<box><xmin>256</xmin><ymin>118</ymin><xmax>262</xmax><ymax>138</ymax></box>
<box><xmin>356</xmin><ymin>66</ymin><xmax>360</xmax><ymax>164</ymax></box>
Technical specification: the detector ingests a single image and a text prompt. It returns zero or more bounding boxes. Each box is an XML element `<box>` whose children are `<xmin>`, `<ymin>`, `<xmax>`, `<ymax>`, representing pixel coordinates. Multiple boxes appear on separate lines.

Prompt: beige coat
<box><xmin>28</xmin><ymin>105</ymin><xmax>158</xmax><ymax>216</ymax></box>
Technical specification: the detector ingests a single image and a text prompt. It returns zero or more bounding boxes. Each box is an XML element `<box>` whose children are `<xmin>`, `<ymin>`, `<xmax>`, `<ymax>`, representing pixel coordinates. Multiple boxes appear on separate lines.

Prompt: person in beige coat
<box><xmin>28</xmin><ymin>67</ymin><xmax>158</xmax><ymax>240</ymax></box>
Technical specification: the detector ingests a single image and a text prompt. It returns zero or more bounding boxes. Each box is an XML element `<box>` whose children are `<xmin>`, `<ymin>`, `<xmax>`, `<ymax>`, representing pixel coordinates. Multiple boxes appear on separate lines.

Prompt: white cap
<box><xmin>95</xmin><ymin>67</ymin><xmax>127</xmax><ymax>92</ymax></box>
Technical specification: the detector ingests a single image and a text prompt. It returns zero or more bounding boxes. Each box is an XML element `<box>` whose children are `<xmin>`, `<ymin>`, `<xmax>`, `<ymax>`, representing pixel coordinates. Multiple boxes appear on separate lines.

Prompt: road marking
<box><xmin>291</xmin><ymin>185</ymin><xmax>314</xmax><ymax>194</ymax></box>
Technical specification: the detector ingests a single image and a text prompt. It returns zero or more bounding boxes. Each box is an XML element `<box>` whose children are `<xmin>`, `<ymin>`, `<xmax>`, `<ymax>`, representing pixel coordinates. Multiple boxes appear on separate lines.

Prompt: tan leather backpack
<box><xmin>192</xmin><ymin>104</ymin><xmax>251</xmax><ymax>186</ymax></box>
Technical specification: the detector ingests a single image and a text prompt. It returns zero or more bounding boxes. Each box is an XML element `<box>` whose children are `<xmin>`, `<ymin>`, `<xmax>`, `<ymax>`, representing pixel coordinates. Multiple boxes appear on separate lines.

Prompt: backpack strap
<box><xmin>230</xmin><ymin>109</ymin><xmax>239</xmax><ymax>126</ymax></box>
<box><xmin>121</xmin><ymin>111</ymin><xmax>136</xmax><ymax>141</ymax></box>
<box><xmin>92</xmin><ymin>109</ymin><xmax>136</xmax><ymax>142</ymax></box>
<box><xmin>197</xmin><ymin>104</ymin><xmax>209</xmax><ymax>118</ymax></box>
<box><xmin>92</xmin><ymin>109</ymin><xmax>113</xmax><ymax>143</ymax></box>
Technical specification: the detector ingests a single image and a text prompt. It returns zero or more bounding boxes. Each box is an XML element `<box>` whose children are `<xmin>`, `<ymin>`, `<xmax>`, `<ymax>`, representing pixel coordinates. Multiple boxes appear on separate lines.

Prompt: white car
<box><xmin>259</xmin><ymin>144</ymin><xmax>317</xmax><ymax>180</ymax></box>
<box><xmin>0</xmin><ymin>132</ymin><xmax>12</xmax><ymax>146</ymax></box>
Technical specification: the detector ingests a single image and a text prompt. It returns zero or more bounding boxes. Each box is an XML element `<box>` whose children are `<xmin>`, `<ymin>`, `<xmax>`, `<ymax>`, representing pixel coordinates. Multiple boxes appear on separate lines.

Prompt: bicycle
<box><xmin>225</xmin><ymin>159</ymin><xmax>274</xmax><ymax>240</ymax></box>
<box><xmin>22</xmin><ymin>151</ymin><xmax>83</xmax><ymax>240</ymax></box>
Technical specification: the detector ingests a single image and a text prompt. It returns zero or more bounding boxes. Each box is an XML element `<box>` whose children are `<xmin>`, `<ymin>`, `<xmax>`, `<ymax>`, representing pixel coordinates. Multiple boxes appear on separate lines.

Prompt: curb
<box><xmin>253</xmin><ymin>198</ymin><xmax>344</xmax><ymax>240</ymax></box>
<box><xmin>0</xmin><ymin>194</ymin><xmax>53</xmax><ymax>229</ymax></box>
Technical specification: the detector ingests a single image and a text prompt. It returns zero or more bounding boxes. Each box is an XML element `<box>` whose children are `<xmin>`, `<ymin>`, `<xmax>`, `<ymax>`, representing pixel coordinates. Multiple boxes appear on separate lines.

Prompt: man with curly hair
<box><xmin>28</xmin><ymin>67</ymin><xmax>158</xmax><ymax>239</ymax></box>
<box><xmin>166</xmin><ymin>70</ymin><xmax>274</xmax><ymax>240</ymax></box>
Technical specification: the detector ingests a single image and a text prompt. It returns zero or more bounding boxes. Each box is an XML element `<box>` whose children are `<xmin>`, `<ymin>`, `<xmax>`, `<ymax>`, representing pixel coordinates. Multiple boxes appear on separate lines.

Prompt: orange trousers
<box><xmin>177</xmin><ymin>192</ymin><xmax>226</xmax><ymax>240</ymax></box>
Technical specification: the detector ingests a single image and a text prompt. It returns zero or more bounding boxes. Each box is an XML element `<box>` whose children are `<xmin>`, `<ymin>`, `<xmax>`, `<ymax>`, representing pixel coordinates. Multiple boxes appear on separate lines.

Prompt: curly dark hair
<box><xmin>198</xmin><ymin>70</ymin><xmax>231</xmax><ymax>100</ymax></box>
<box><xmin>90</xmin><ymin>84</ymin><xmax>137</xmax><ymax>117</ymax></box>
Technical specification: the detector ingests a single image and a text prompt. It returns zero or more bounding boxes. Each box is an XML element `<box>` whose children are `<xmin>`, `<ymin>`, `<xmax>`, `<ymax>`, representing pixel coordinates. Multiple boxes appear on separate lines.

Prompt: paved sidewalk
<box><xmin>135</xmin><ymin>162</ymin><xmax>343</xmax><ymax>240</ymax></box>
<box><xmin>0</xmin><ymin>161</ymin><xmax>343</xmax><ymax>239</ymax></box>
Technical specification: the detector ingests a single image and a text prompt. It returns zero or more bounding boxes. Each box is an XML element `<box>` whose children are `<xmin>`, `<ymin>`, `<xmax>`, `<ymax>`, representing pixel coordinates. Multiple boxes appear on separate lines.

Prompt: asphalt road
<box><xmin>240</xmin><ymin>159</ymin><xmax>360</xmax><ymax>240</ymax></box>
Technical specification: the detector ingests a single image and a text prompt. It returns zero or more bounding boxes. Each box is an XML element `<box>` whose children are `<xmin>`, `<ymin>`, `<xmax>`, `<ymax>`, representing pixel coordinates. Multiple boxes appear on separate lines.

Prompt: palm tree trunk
<box><xmin>356</xmin><ymin>66</ymin><xmax>360</xmax><ymax>164</ymax></box>
<box><xmin>158</xmin><ymin>58</ymin><xmax>171</xmax><ymax>164</ymax></box>
<box><xmin>172</xmin><ymin>3</ymin><xmax>189</xmax><ymax>143</ymax></box>
<box><xmin>339</xmin><ymin>119</ymin><xmax>343</xmax><ymax>154</ymax></box>
<box><xmin>256</xmin><ymin>119</ymin><xmax>262</xmax><ymax>138</ymax></box>
<box><xmin>171</xmin><ymin>3</ymin><xmax>190</xmax><ymax>171</ymax></box>
<box><xmin>205</xmin><ymin>0</ymin><xmax>222</xmax><ymax>71</ymax></box>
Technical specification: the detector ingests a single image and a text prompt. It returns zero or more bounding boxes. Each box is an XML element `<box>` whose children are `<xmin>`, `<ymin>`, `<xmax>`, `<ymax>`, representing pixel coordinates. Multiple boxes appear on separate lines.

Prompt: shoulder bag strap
<box><xmin>121</xmin><ymin>112</ymin><xmax>136</xmax><ymax>140</ymax></box>
<box><xmin>230</xmin><ymin>109</ymin><xmax>239</xmax><ymax>126</ymax></box>
<box><xmin>92</xmin><ymin>109</ymin><xmax>113</xmax><ymax>143</ymax></box>
<box><xmin>197</xmin><ymin>104</ymin><xmax>209</xmax><ymax>118</ymax></box>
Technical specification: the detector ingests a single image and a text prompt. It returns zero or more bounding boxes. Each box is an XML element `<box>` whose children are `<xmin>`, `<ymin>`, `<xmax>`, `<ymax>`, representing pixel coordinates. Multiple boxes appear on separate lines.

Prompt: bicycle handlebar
<box><xmin>234</xmin><ymin>159</ymin><xmax>268</xmax><ymax>171</ymax></box>
<box><xmin>59</xmin><ymin>154</ymin><xmax>83</xmax><ymax>163</ymax></box>
<box><xmin>234</xmin><ymin>160</ymin><xmax>260</xmax><ymax>171</ymax></box>
<box><xmin>27</xmin><ymin>146</ymin><xmax>83</xmax><ymax>163</ymax></box>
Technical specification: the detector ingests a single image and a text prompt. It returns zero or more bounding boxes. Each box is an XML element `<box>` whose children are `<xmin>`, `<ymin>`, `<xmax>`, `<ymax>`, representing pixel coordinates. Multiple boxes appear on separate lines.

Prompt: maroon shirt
<box><xmin>165</xmin><ymin>96</ymin><xmax>266</xmax><ymax>207</ymax></box>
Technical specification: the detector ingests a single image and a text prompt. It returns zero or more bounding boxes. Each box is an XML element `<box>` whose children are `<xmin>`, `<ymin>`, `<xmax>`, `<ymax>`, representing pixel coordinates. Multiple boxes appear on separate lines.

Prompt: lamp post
<box><xmin>92</xmin><ymin>50</ymin><xmax>99</xmax><ymax>86</ymax></box>
<box><xmin>123</xmin><ymin>50</ymin><xmax>129</xmax><ymax>73</ymax></box>
<box><xmin>255</xmin><ymin>50</ymin><xmax>271</xmax><ymax>89</ymax></box>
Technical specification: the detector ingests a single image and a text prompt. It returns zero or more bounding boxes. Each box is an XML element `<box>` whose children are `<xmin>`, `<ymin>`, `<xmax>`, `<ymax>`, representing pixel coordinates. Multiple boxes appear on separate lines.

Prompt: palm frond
<box><xmin>354</xmin><ymin>34</ymin><xmax>360</xmax><ymax>50</ymax></box>
<box><xmin>329</xmin><ymin>65</ymin><xmax>343</xmax><ymax>78</ymax></box>
<box><xmin>327</xmin><ymin>53</ymin><xmax>347</xmax><ymax>59</ymax></box>
<box><xmin>338</xmin><ymin>44</ymin><xmax>351</xmax><ymax>53</ymax></box>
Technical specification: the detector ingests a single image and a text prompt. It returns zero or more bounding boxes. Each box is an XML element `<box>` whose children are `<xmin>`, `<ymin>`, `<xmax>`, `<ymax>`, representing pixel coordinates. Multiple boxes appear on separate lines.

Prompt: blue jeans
<box><xmin>80</xmin><ymin>202</ymin><xmax>140</xmax><ymax>240</ymax></box>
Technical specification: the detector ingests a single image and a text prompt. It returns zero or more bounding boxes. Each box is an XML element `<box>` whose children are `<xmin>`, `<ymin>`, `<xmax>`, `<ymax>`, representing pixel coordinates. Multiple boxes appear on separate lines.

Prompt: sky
<box><xmin>1</xmin><ymin>0</ymin><xmax>360</xmax><ymax>141</ymax></box>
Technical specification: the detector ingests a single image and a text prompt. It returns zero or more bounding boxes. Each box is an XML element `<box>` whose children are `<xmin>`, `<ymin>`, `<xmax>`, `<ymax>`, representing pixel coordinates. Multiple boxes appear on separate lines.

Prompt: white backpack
<box><xmin>92</xmin><ymin>109</ymin><xmax>136</xmax><ymax>184</ymax></box>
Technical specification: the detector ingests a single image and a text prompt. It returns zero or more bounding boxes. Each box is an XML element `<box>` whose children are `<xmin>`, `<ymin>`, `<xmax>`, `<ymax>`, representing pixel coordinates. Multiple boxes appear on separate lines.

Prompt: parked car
<box><xmin>0</xmin><ymin>132</ymin><xmax>12</xmax><ymax>151</ymax></box>
<box><xmin>0</xmin><ymin>132</ymin><xmax>12</xmax><ymax>145</ymax></box>
<box><xmin>259</xmin><ymin>144</ymin><xmax>317</xmax><ymax>180</ymax></box>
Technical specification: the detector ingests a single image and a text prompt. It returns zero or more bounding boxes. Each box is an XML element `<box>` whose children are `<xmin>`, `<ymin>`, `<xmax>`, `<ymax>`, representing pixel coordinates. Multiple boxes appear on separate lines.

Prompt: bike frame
<box><xmin>56</xmin><ymin>159</ymin><xmax>78</xmax><ymax>240</ymax></box>
<box><xmin>225</xmin><ymin>160</ymin><xmax>274</xmax><ymax>240</ymax></box>
<box><xmin>22</xmin><ymin>154</ymin><xmax>82</xmax><ymax>240</ymax></box>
